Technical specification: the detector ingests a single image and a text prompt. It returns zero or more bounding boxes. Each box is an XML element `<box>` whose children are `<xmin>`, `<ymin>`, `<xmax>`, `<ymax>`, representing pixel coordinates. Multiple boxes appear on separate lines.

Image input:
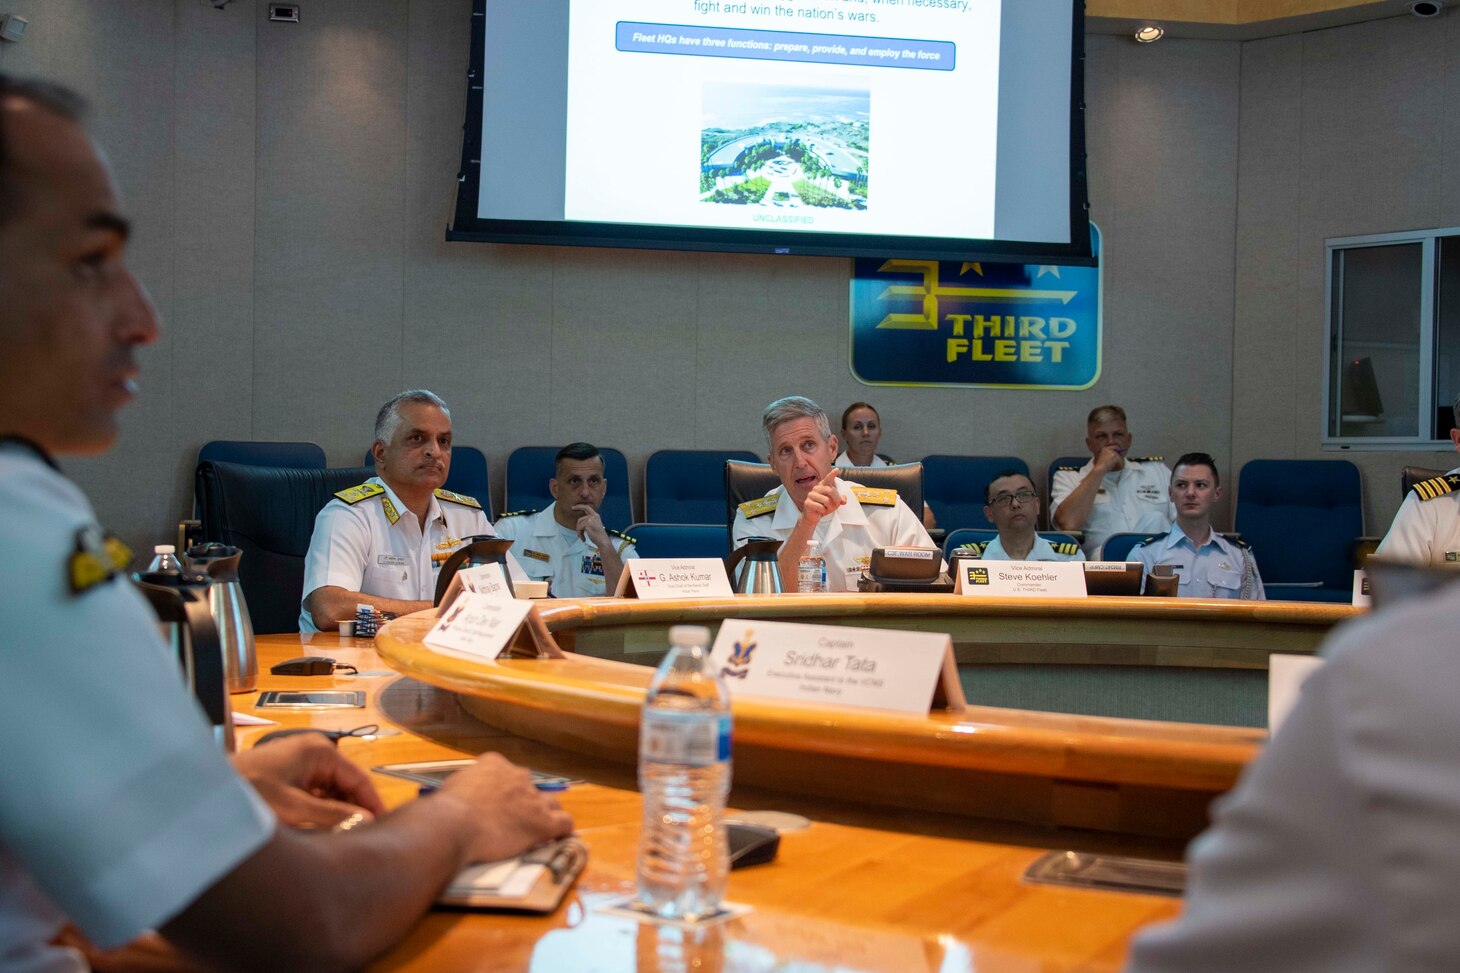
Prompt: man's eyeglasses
<box><xmin>988</xmin><ymin>490</ymin><xmax>1037</xmax><ymax>507</ymax></box>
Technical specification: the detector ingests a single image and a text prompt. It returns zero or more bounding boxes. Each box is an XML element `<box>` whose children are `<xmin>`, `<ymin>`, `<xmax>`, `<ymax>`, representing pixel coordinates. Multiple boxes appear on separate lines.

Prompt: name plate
<box><xmin>457</xmin><ymin>562</ymin><xmax>515</xmax><ymax>600</ymax></box>
<box><xmin>612</xmin><ymin>558</ymin><xmax>733</xmax><ymax>599</ymax></box>
<box><xmin>709</xmin><ymin>618</ymin><xmax>965</xmax><ymax>715</ymax></box>
<box><xmin>424</xmin><ymin>592</ymin><xmax>534</xmax><ymax>660</ymax></box>
<box><xmin>1351</xmin><ymin>568</ymin><xmax>1372</xmax><ymax>607</ymax></box>
<box><xmin>956</xmin><ymin>560</ymin><xmax>1087</xmax><ymax>597</ymax></box>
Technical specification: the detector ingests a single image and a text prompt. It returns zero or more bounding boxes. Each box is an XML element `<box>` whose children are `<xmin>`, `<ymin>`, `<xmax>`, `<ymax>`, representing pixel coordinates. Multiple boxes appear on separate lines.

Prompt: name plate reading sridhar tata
<box><xmin>613</xmin><ymin>558</ymin><xmax>734</xmax><ymax>599</ymax></box>
<box><xmin>956</xmin><ymin>560</ymin><xmax>1087</xmax><ymax>598</ymax></box>
<box><xmin>709</xmin><ymin>618</ymin><xmax>964</xmax><ymax>715</ymax></box>
<box><xmin>424</xmin><ymin>592</ymin><xmax>534</xmax><ymax>661</ymax></box>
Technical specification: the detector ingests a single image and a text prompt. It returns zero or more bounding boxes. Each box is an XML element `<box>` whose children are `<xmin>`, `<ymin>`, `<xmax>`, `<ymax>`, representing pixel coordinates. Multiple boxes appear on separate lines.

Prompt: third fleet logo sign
<box><xmin>849</xmin><ymin>223</ymin><xmax>1102</xmax><ymax>390</ymax></box>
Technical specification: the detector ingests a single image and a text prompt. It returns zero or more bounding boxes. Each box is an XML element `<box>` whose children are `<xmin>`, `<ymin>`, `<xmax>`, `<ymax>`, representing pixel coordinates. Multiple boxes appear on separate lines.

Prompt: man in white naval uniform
<box><xmin>973</xmin><ymin>470</ymin><xmax>1084</xmax><ymax>561</ymax></box>
<box><xmin>300</xmin><ymin>389</ymin><xmax>524</xmax><ymax>633</ymax></box>
<box><xmin>1375</xmin><ymin>395</ymin><xmax>1460</xmax><ymax>567</ymax></box>
<box><xmin>1129</xmin><ymin>453</ymin><xmax>1264</xmax><ymax>599</ymax></box>
<box><xmin>1051</xmin><ymin>404</ymin><xmax>1175</xmax><ymax>558</ymax></box>
<box><xmin>731</xmin><ymin>396</ymin><xmax>937</xmax><ymax>591</ymax></box>
<box><xmin>0</xmin><ymin>72</ymin><xmax>570</xmax><ymax>973</ymax></box>
<box><xmin>494</xmin><ymin>442</ymin><xmax>638</xmax><ymax>597</ymax></box>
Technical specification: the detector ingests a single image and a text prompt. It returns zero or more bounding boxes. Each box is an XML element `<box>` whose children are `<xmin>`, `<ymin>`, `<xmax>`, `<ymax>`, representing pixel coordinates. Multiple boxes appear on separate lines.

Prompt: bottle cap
<box><xmin>668</xmin><ymin>625</ymin><xmax>711</xmax><ymax>647</ymax></box>
<box><xmin>154</xmin><ymin>544</ymin><xmax>175</xmax><ymax>554</ymax></box>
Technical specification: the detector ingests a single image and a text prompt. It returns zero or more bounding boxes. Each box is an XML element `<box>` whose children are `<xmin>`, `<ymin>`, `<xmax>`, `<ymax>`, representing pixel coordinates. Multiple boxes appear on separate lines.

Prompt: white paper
<box><xmin>456</xmin><ymin>562</ymin><xmax>515</xmax><ymax>601</ymax></box>
<box><xmin>956</xmin><ymin>560</ymin><xmax>1087</xmax><ymax>598</ymax></box>
<box><xmin>710</xmin><ymin>618</ymin><xmax>951</xmax><ymax>715</ymax></box>
<box><xmin>423</xmin><ymin>592</ymin><xmax>535</xmax><ymax>660</ymax></box>
<box><xmin>1268</xmin><ymin>653</ymin><xmax>1325</xmax><ymax>734</ymax></box>
<box><xmin>231</xmin><ymin>712</ymin><xmax>278</xmax><ymax>726</ymax></box>
<box><xmin>613</xmin><ymin>558</ymin><xmax>734</xmax><ymax>598</ymax></box>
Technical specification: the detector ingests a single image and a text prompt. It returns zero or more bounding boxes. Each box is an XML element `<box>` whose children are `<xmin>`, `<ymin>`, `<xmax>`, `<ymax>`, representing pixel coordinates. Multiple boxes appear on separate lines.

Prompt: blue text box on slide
<box><xmin>615</xmin><ymin>22</ymin><xmax>957</xmax><ymax>71</ymax></box>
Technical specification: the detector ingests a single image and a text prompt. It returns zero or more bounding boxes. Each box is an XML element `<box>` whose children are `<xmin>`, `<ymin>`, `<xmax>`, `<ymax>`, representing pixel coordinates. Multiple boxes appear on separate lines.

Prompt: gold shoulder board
<box><xmin>738</xmin><ymin>495</ymin><xmax>779</xmax><ymax>519</ymax></box>
<box><xmin>851</xmin><ymin>486</ymin><xmax>897</xmax><ymax>506</ymax></box>
<box><xmin>334</xmin><ymin>482</ymin><xmax>384</xmax><ymax>505</ymax></box>
<box><xmin>1130</xmin><ymin>456</ymin><xmax>1163</xmax><ymax>463</ymax></box>
<box><xmin>434</xmin><ymin>488</ymin><xmax>482</xmax><ymax>509</ymax></box>
<box><xmin>498</xmin><ymin>508</ymin><xmax>537</xmax><ymax>518</ymax></box>
<box><xmin>1055</xmin><ymin>542</ymin><xmax>1079</xmax><ymax>555</ymax></box>
<box><xmin>955</xmin><ymin>542</ymin><xmax>987</xmax><ymax>557</ymax></box>
<box><xmin>1412</xmin><ymin>475</ymin><xmax>1460</xmax><ymax>501</ymax></box>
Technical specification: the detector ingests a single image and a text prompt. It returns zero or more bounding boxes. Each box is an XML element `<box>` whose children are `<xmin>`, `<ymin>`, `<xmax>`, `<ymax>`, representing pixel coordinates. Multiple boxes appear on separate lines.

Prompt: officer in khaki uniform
<box><xmin>300</xmin><ymin>390</ymin><xmax>523</xmax><ymax>632</ymax></box>
<box><xmin>732</xmin><ymin>396</ymin><xmax>937</xmax><ymax>591</ymax></box>
<box><xmin>494</xmin><ymin>442</ymin><xmax>636</xmax><ymax>597</ymax></box>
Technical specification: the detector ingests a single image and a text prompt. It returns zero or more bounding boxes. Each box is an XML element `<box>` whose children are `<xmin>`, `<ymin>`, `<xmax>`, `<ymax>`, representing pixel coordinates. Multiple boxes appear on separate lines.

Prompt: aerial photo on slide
<box><xmin>700</xmin><ymin>84</ymin><xmax>869</xmax><ymax>211</ymax></box>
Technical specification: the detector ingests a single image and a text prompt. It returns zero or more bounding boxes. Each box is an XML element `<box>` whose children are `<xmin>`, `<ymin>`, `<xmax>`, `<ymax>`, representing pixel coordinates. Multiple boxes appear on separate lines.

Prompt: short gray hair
<box><xmin>762</xmin><ymin>395</ymin><xmax>831</xmax><ymax>446</ymax></box>
<box><xmin>1</xmin><ymin>73</ymin><xmax>89</xmax><ymax>228</ymax></box>
<box><xmin>374</xmin><ymin>389</ymin><xmax>450</xmax><ymax>443</ymax></box>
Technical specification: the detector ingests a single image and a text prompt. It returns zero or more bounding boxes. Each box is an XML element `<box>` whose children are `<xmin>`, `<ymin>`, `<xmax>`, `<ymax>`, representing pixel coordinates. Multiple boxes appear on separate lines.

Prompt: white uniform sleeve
<box><xmin>731</xmin><ymin>510</ymin><xmax>760</xmax><ymax>549</ymax></box>
<box><xmin>1374</xmin><ymin>493</ymin><xmax>1434</xmax><ymax>566</ymax></box>
<box><xmin>301</xmin><ymin>501</ymin><xmax>372</xmax><ymax>600</ymax></box>
<box><xmin>1049</xmin><ymin>468</ymin><xmax>1080</xmax><ymax>517</ymax></box>
<box><xmin>0</xmin><ymin>464</ymin><xmax>273</xmax><ymax>949</ymax></box>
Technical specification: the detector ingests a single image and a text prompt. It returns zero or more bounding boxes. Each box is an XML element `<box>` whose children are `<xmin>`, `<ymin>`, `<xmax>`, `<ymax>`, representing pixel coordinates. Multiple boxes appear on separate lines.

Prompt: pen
<box><xmin>534</xmin><ymin>780</ymin><xmax>570</xmax><ymax>792</ymax></box>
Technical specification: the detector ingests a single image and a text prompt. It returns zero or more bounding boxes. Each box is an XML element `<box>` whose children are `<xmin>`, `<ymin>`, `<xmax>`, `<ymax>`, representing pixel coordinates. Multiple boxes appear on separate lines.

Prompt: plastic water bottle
<box><xmin>147</xmin><ymin>544</ymin><xmax>181</xmax><ymax>573</ymax></box>
<box><xmin>636</xmin><ymin>625</ymin><xmax>732</xmax><ymax>921</ymax></box>
<box><xmin>797</xmin><ymin>539</ymin><xmax>827</xmax><ymax>593</ymax></box>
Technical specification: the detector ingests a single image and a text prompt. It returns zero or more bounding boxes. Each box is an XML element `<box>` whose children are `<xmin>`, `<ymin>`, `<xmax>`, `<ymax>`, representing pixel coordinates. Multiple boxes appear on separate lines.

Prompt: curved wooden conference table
<box><xmin>134</xmin><ymin>595</ymin><xmax>1356</xmax><ymax>973</ymax></box>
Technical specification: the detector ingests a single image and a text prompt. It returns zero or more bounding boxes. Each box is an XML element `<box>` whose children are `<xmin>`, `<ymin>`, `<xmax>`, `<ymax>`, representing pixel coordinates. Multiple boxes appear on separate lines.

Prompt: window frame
<box><xmin>1322</xmin><ymin>227</ymin><xmax>1444</xmax><ymax>450</ymax></box>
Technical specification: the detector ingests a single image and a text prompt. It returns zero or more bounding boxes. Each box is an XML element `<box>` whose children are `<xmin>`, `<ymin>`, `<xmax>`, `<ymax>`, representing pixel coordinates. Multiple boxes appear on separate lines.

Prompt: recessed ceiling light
<box><xmin>1409</xmin><ymin>1</ymin><xmax>1444</xmax><ymax>17</ymax></box>
<box><xmin>1134</xmin><ymin>25</ymin><xmax>1165</xmax><ymax>43</ymax></box>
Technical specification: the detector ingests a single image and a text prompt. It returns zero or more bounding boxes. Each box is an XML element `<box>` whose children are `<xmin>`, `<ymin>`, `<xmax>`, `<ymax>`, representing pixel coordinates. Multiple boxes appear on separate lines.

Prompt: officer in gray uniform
<box><xmin>0</xmin><ymin>72</ymin><xmax>569</xmax><ymax>973</ymax></box>
<box><xmin>494</xmin><ymin>442</ymin><xmax>637</xmax><ymax>597</ymax></box>
<box><xmin>1129</xmin><ymin>452</ymin><xmax>1264</xmax><ymax>599</ymax></box>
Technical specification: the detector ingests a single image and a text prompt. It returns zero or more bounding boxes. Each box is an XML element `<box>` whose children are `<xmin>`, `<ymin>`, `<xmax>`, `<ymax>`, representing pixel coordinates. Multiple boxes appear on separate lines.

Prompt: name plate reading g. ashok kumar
<box><xmin>956</xmin><ymin>560</ymin><xmax>1087</xmax><ymax>598</ymax></box>
<box><xmin>709</xmin><ymin>618</ymin><xmax>965</xmax><ymax>715</ymax></box>
<box><xmin>613</xmin><ymin>558</ymin><xmax>734</xmax><ymax>599</ymax></box>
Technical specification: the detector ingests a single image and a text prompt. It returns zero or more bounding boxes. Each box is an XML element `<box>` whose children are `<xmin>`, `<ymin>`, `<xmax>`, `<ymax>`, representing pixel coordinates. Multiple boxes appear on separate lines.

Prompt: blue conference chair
<box><xmin>362</xmin><ymin>445</ymin><xmax>493</xmax><ymax>520</ymax></box>
<box><xmin>198</xmin><ymin>440</ymin><xmax>326</xmax><ymax>469</ymax></box>
<box><xmin>624</xmin><ymin>523</ymin><xmax>730</xmax><ymax>561</ymax></box>
<box><xmin>922</xmin><ymin>455</ymin><xmax>1030</xmax><ymax>531</ymax></box>
<box><xmin>1100</xmin><ymin>532</ymin><xmax>1150</xmax><ymax>562</ymax></box>
<box><xmin>943</xmin><ymin>528</ymin><xmax>1081</xmax><ymax>560</ymax></box>
<box><xmin>1236</xmin><ymin>459</ymin><xmax>1362</xmax><ymax>603</ymax></box>
<box><xmin>644</xmin><ymin>449</ymin><xmax>760</xmax><ymax>524</ymax></box>
<box><xmin>505</xmin><ymin>446</ymin><xmax>633</xmax><ymax>531</ymax></box>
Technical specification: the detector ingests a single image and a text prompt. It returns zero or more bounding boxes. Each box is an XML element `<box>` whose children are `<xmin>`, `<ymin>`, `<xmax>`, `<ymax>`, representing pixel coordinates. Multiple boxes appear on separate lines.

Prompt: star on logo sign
<box><xmin>1034</xmin><ymin>265</ymin><xmax>1062</xmax><ymax>279</ymax></box>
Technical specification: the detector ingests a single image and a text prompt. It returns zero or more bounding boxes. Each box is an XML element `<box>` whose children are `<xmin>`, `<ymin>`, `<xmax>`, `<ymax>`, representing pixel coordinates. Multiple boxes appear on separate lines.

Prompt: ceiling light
<box><xmin>1409</xmin><ymin>1</ymin><xmax>1444</xmax><ymax>16</ymax></box>
<box><xmin>1133</xmin><ymin>25</ymin><xmax>1165</xmax><ymax>43</ymax></box>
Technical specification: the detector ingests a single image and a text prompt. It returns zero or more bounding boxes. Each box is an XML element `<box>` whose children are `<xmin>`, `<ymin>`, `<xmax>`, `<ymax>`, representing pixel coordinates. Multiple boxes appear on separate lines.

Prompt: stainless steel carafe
<box><xmin>725</xmin><ymin>537</ymin><xmax>784</xmax><ymax>594</ymax></box>
<box><xmin>184</xmin><ymin>543</ymin><xmax>257</xmax><ymax>694</ymax></box>
<box><xmin>134</xmin><ymin>568</ymin><xmax>235</xmax><ymax>752</ymax></box>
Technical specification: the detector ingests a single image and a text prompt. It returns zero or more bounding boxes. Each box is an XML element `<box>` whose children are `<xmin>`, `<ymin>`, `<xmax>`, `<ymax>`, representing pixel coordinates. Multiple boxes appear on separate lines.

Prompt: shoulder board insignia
<box><xmin>878</xmin><ymin>454</ymin><xmax>896</xmax><ymax>465</ymax></box>
<box><xmin>1056</xmin><ymin>465</ymin><xmax>1080</xmax><ymax>472</ymax></box>
<box><xmin>738</xmin><ymin>495</ymin><xmax>779</xmax><ymax>519</ymax></box>
<box><xmin>608</xmin><ymin>528</ymin><xmax>637</xmax><ymax>545</ymax></box>
<box><xmin>1411</xmin><ymin>475</ymin><xmax>1460</xmax><ymax>501</ymax></box>
<box><xmin>69</xmin><ymin>526</ymin><xmax>133</xmax><ymax>595</ymax></box>
<box><xmin>498</xmin><ymin>508</ymin><xmax>537</xmax><ymax>518</ymax></box>
<box><xmin>1225</xmin><ymin>533</ymin><xmax>1251</xmax><ymax>549</ymax></box>
<box><xmin>1054</xmin><ymin>542</ymin><xmax>1080</xmax><ymax>555</ymax></box>
<box><xmin>1139</xmin><ymin>532</ymin><xmax>1167</xmax><ymax>545</ymax></box>
<box><xmin>851</xmin><ymin>486</ymin><xmax>897</xmax><ymax>506</ymax></box>
<box><xmin>334</xmin><ymin>482</ymin><xmax>385</xmax><ymax>505</ymax></box>
<box><xmin>434</xmin><ymin>488</ymin><xmax>481</xmax><ymax>509</ymax></box>
<box><xmin>955</xmin><ymin>541</ymin><xmax>987</xmax><ymax>557</ymax></box>
<box><xmin>1129</xmin><ymin>456</ymin><xmax>1163</xmax><ymax>463</ymax></box>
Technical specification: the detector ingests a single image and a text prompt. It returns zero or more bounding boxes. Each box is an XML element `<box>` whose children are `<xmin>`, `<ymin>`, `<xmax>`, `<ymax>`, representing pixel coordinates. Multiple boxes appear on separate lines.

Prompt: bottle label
<box><xmin>640</xmin><ymin>711</ymin><xmax>731</xmax><ymax>766</ymax></box>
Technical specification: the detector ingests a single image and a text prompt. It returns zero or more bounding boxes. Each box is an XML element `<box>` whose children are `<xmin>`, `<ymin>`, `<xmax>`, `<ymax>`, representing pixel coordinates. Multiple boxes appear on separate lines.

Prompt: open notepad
<box><xmin>437</xmin><ymin>836</ymin><xmax>587</xmax><ymax>913</ymax></box>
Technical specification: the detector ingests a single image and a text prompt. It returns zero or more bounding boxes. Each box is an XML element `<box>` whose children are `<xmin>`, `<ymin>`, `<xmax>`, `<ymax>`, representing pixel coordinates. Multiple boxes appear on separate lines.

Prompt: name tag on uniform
<box><xmin>378</xmin><ymin>554</ymin><xmax>408</xmax><ymax>567</ymax></box>
<box><xmin>1135</xmin><ymin>485</ymin><xmax>1163</xmax><ymax>502</ymax></box>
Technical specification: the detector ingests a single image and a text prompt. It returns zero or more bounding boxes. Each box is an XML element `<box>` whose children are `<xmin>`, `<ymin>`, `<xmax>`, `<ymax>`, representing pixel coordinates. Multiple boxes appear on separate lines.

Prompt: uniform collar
<box><xmin>371</xmin><ymin>475</ymin><xmax>442</xmax><ymax>527</ymax></box>
<box><xmin>989</xmin><ymin>532</ymin><xmax>1048</xmax><ymax>560</ymax></box>
<box><xmin>0</xmin><ymin>435</ymin><xmax>59</xmax><ymax>471</ymax></box>
<box><xmin>1165</xmin><ymin>525</ymin><xmax>1222</xmax><ymax>553</ymax></box>
<box><xmin>768</xmin><ymin>479</ymin><xmax>869</xmax><ymax>538</ymax></box>
<box><xmin>535</xmin><ymin>502</ymin><xmax>579</xmax><ymax>539</ymax></box>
